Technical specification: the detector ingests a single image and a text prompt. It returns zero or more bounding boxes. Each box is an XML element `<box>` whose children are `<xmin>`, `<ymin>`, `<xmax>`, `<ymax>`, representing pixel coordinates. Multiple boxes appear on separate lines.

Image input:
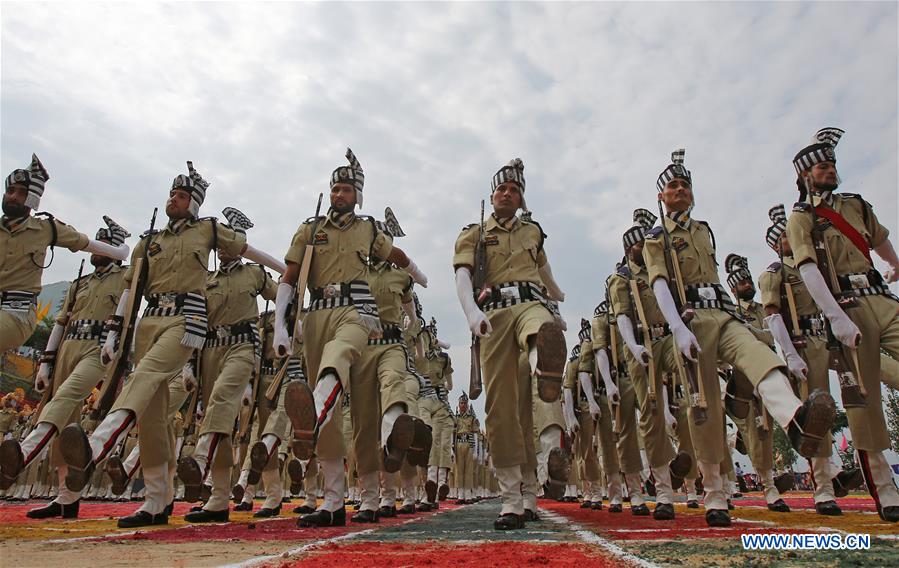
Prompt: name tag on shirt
<box><xmin>485</xmin><ymin>235</ymin><xmax>499</xmax><ymax>246</ymax></box>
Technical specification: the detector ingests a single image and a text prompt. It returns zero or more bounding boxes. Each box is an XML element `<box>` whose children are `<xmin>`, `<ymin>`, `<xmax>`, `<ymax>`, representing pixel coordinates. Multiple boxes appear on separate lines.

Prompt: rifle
<box><xmin>93</xmin><ymin>207</ymin><xmax>158</xmax><ymax>419</ymax></box>
<box><xmin>239</xmin><ymin>300</ymin><xmax>269</xmax><ymax>442</ymax></box>
<box><xmin>628</xmin><ymin>275</ymin><xmax>657</xmax><ymax>414</ymax></box>
<box><xmin>777</xmin><ymin>242</ymin><xmax>809</xmax><ymax>400</ymax></box>
<box><xmin>606</xmin><ymin>302</ymin><xmax>622</xmax><ymax>440</ymax></box>
<box><xmin>809</xmin><ymin>197</ymin><xmax>866</xmax><ymax>407</ymax></box>
<box><xmin>469</xmin><ymin>200</ymin><xmax>488</xmax><ymax>400</ymax></box>
<box><xmin>655</xmin><ymin>201</ymin><xmax>708</xmax><ymax>425</ymax></box>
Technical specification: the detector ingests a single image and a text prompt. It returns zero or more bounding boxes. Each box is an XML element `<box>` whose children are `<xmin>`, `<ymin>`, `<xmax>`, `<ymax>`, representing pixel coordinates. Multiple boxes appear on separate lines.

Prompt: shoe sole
<box><xmin>535</xmin><ymin>321</ymin><xmax>566</xmax><ymax>403</ymax></box>
<box><xmin>425</xmin><ymin>480</ymin><xmax>437</xmax><ymax>503</ymax></box>
<box><xmin>407</xmin><ymin>419</ymin><xmax>432</xmax><ymax>467</ymax></box>
<box><xmin>232</xmin><ymin>484</ymin><xmax>245</xmax><ymax>504</ymax></box>
<box><xmin>669</xmin><ymin>452</ymin><xmax>692</xmax><ymax>479</ymax></box>
<box><xmin>383</xmin><ymin>414</ymin><xmax>415</xmax><ymax>473</ymax></box>
<box><xmin>833</xmin><ymin>469</ymin><xmax>864</xmax><ymax>498</ymax></box>
<box><xmin>105</xmin><ymin>456</ymin><xmax>129</xmax><ymax>496</ymax></box>
<box><xmin>774</xmin><ymin>473</ymin><xmax>795</xmax><ymax>495</ymax></box>
<box><xmin>248</xmin><ymin>442</ymin><xmax>269</xmax><ymax>486</ymax></box>
<box><xmin>59</xmin><ymin>425</ymin><xmax>92</xmax><ymax>492</ymax></box>
<box><xmin>0</xmin><ymin>440</ymin><xmax>24</xmax><ymax>490</ymax></box>
<box><xmin>285</xmin><ymin>381</ymin><xmax>317</xmax><ymax>460</ymax></box>
<box><xmin>438</xmin><ymin>484</ymin><xmax>450</xmax><ymax>501</ymax></box>
<box><xmin>797</xmin><ymin>391</ymin><xmax>836</xmax><ymax>458</ymax></box>
<box><xmin>177</xmin><ymin>458</ymin><xmax>203</xmax><ymax>503</ymax></box>
<box><xmin>547</xmin><ymin>447</ymin><xmax>572</xmax><ymax>483</ymax></box>
<box><xmin>287</xmin><ymin>459</ymin><xmax>304</xmax><ymax>482</ymax></box>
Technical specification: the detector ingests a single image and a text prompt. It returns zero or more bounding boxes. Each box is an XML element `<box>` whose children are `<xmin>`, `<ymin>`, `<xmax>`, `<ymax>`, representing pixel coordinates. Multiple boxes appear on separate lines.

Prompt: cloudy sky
<box><xmin>3</xmin><ymin>2</ymin><xmax>897</xmax><ymax>453</ymax></box>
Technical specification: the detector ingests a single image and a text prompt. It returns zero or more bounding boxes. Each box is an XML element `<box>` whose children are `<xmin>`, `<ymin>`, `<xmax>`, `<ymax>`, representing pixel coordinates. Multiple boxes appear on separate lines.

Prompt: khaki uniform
<box><xmin>453</xmin><ymin>214</ymin><xmax>551</xmax><ymax>469</ymax></box>
<box><xmin>787</xmin><ymin>194</ymin><xmax>897</xmax><ymax>452</ymax></box>
<box><xmin>591</xmin><ymin>312</ymin><xmax>642</xmax><ymax>475</ymax></box>
<box><xmin>284</xmin><ymin>211</ymin><xmax>392</xmax><ymax>461</ymax></box>
<box><xmin>563</xmin><ymin>352</ymin><xmax>601</xmax><ymax>484</ymax></box>
<box><xmin>111</xmin><ymin>219</ymin><xmax>245</xmax><ymax>469</ymax></box>
<box><xmin>608</xmin><ymin>260</ymin><xmax>679</xmax><ymax>469</ymax></box>
<box><xmin>419</xmin><ymin>348</ymin><xmax>454</xmax><ymax>469</ymax></box>
<box><xmin>1</xmin><ymin>216</ymin><xmax>89</xmax><ymax>351</ymax></box>
<box><xmin>453</xmin><ymin>411</ymin><xmax>479</xmax><ymax>491</ymax></box>
<box><xmin>643</xmin><ymin>217</ymin><xmax>785</xmax><ymax>464</ymax></box>
<box><xmin>349</xmin><ymin>261</ymin><xmax>413</xmax><ymax>475</ymax></box>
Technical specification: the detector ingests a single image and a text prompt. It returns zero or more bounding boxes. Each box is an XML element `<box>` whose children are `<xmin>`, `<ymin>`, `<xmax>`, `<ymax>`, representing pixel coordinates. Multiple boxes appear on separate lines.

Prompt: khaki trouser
<box><xmin>420</xmin><ymin>397</ymin><xmax>453</xmax><ymax>468</ymax></box>
<box><xmin>796</xmin><ymin>335</ymin><xmax>832</xmax><ymax>457</ymax></box>
<box><xmin>728</xmin><ymin>392</ymin><xmax>774</xmax><ymax>474</ymax></box>
<box><xmin>350</xmin><ymin>342</ymin><xmax>409</xmax><ymax>475</ymax></box>
<box><xmin>261</xmin><ymin>378</ymin><xmax>294</xmax><ymax>468</ymax></box>
<box><xmin>882</xmin><ymin>353</ymin><xmax>899</xmax><ymax>389</ymax></box>
<box><xmin>302</xmin><ymin>306</ymin><xmax>368</xmax><ymax>461</ymax></box>
<box><xmin>844</xmin><ymin>295</ymin><xmax>899</xmax><ymax>452</ymax></box>
<box><xmin>626</xmin><ymin>335</ymin><xmax>676</xmax><ymax>469</ymax></box>
<box><xmin>0</xmin><ymin>308</ymin><xmax>36</xmax><ymax>351</ymax></box>
<box><xmin>455</xmin><ymin>439</ymin><xmax>475</xmax><ymax>490</ymax></box>
<box><xmin>112</xmin><ymin>316</ymin><xmax>193</xmax><ymax>468</ymax></box>
<box><xmin>532</xmin><ymin>368</ymin><xmax>565</xmax><ymax>435</ymax></box>
<box><xmin>575</xmin><ymin>402</ymin><xmax>601</xmax><ymax>482</ymax></box>
<box><xmin>402</xmin><ymin>374</ymin><xmax>421</xmax><ymax>418</ymax></box>
<box><xmin>342</xmin><ymin>400</ymin><xmax>355</xmax><ymax>482</ymax></box>
<box><xmin>671</xmin><ymin>384</ymin><xmax>698</xmax><ymax>479</ymax></box>
<box><xmin>480</xmin><ymin>301</ymin><xmax>551</xmax><ymax>469</ymax></box>
<box><xmin>199</xmin><ymin>342</ymin><xmax>255</xmax><ymax>435</ymax></box>
<box><xmin>686</xmin><ymin>309</ymin><xmax>785</xmax><ymax>464</ymax></box>
<box><xmin>595</xmin><ymin>393</ymin><xmax>620</xmax><ymax>478</ymax></box>
<box><xmin>39</xmin><ymin>340</ymin><xmax>105</xmax><ymax>433</ymax></box>
<box><xmin>612</xmin><ymin>376</ymin><xmax>643</xmax><ymax>474</ymax></box>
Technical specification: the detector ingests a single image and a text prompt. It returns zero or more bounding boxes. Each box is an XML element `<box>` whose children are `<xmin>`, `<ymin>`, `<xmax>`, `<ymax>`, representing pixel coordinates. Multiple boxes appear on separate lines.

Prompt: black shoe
<box><xmin>379</xmin><ymin>505</ymin><xmax>397</xmax><ymax>518</ymax></box>
<box><xmin>298</xmin><ymin>507</ymin><xmax>346</xmax><ymax>527</ymax></box>
<box><xmin>815</xmin><ymin>500</ymin><xmax>842</xmax><ymax>516</ymax></box>
<box><xmin>293</xmin><ymin>504</ymin><xmax>316</xmax><ymax>515</ymax></box>
<box><xmin>425</xmin><ymin>480</ymin><xmax>438</xmax><ymax>504</ymax></box>
<box><xmin>767</xmin><ymin>499</ymin><xmax>790</xmax><ymax>513</ymax></box>
<box><xmin>177</xmin><ymin>457</ymin><xmax>203</xmax><ymax>503</ymax></box>
<box><xmin>185</xmin><ymin>508</ymin><xmax>229</xmax><ymax>523</ymax></box>
<box><xmin>118</xmin><ymin>510</ymin><xmax>168</xmax><ymax>528</ymax></box>
<box><xmin>0</xmin><ymin>439</ymin><xmax>25</xmax><ymax>490</ymax></box>
<box><xmin>248</xmin><ymin>441</ymin><xmax>269</xmax><ymax>486</ymax></box>
<box><xmin>705</xmin><ymin>509</ymin><xmax>731</xmax><ymax>527</ymax></box>
<box><xmin>580</xmin><ymin>500</ymin><xmax>591</xmax><ymax>509</ymax></box>
<box><xmin>644</xmin><ymin>480</ymin><xmax>656</xmax><ymax>497</ymax></box>
<box><xmin>253</xmin><ymin>505</ymin><xmax>281</xmax><ymax>518</ymax></box>
<box><xmin>833</xmin><ymin>468</ymin><xmax>864</xmax><ymax>498</ymax></box>
<box><xmin>455</xmin><ymin>498</ymin><xmax>466</xmax><ymax>505</ymax></box>
<box><xmin>523</xmin><ymin>509</ymin><xmax>539</xmax><ymax>522</ymax></box>
<box><xmin>105</xmin><ymin>456</ymin><xmax>129</xmax><ymax>496</ymax></box>
<box><xmin>59</xmin><ymin>424</ymin><xmax>95</xmax><ymax>492</ymax></box>
<box><xmin>788</xmin><ymin>390</ymin><xmax>836</xmax><ymax>458</ymax></box>
<box><xmin>352</xmin><ymin>509</ymin><xmax>380</xmax><ymax>523</ymax></box>
<box><xmin>163</xmin><ymin>501</ymin><xmax>174</xmax><ymax>517</ymax></box>
<box><xmin>232</xmin><ymin>483</ymin><xmax>245</xmax><ymax>504</ymax></box>
<box><xmin>879</xmin><ymin>506</ymin><xmax>899</xmax><ymax>523</ymax></box>
<box><xmin>774</xmin><ymin>473</ymin><xmax>795</xmax><ymax>495</ymax></box>
<box><xmin>631</xmin><ymin>504</ymin><xmax>650</xmax><ymax>516</ymax></box>
<box><xmin>417</xmin><ymin>502</ymin><xmax>435</xmax><ymax>512</ymax></box>
<box><xmin>353</xmin><ymin>501</ymin><xmax>362</xmax><ymax>511</ymax></box>
<box><xmin>687</xmin><ymin>499</ymin><xmax>699</xmax><ymax>509</ymax></box>
<box><xmin>493</xmin><ymin>513</ymin><xmax>524</xmax><ymax>530</ymax></box>
<box><xmin>727</xmin><ymin>499</ymin><xmax>734</xmax><ymax>510</ymax></box>
<box><xmin>438</xmin><ymin>484</ymin><xmax>450</xmax><ymax>501</ymax></box>
<box><xmin>189</xmin><ymin>505</ymin><xmax>204</xmax><ymax>512</ymax></box>
<box><xmin>406</xmin><ymin>418</ymin><xmax>433</xmax><ymax>467</ymax></box>
<box><xmin>199</xmin><ymin>484</ymin><xmax>212</xmax><ymax>502</ymax></box>
<box><xmin>609</xmin><ymin>503</ymin><xmax>623</xmax><ymax>513</ymax></box>
<box><xmin>26</xmin><ymin>500</ymin><xmax>80</xmax><ymax>519</ymax></box>
<box><xmin>234</xmin><ymin>501</ymin><xmax>253</xmax><ymax>512</ymax></box>
<box><xmin>590</xmin><ymin>501</ymin><xmax>603</xmax><ymax>510</ymax></box>
<box><xmin>397</xmin><ymin>504</ymin><xmax>416</xmax><ymax>515</ymax></box>
<box><xmin>542</xmin><ymin>481</ymin><xmax>565</xmax><ymax>501</ymax></box>
<box><xmin>653</xmin><ymin>503</ymin><xmax>675</xmax><ymax>520</ymax></box>
<box><xmin>547</xmin><ymin>446</ymin><xmax>573</xmax><ymax>485</ymax></box>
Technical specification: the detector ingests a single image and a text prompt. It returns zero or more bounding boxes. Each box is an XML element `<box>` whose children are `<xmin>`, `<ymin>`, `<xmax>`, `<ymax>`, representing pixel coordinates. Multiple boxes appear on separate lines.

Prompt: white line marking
<box><xmin>538</xmin><ymin>508</ymin><xmax>660</xmax><ymax>568</ymax></box>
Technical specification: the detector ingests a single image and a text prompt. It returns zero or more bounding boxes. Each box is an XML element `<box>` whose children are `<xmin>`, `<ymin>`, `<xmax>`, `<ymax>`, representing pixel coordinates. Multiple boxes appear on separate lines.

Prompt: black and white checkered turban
<box><xmin>656</xmin><ymin>148</ymin><xmax>692</xmax><ymax>192</ymax></box>
<box><xmin>330</xmin><ymin>148</ymin><xmax>365</xmax><ymax>207</ymax></box>
<box><xmin>172</xmin><ymin>161</ymin><xmax>209</xmax><ymax>217</ymax></box>
<box><xmin>725</xmin><ymin>254</ymin><xmax>752</xmax><ymax>289</ymax></box>
<box><xmin>622</xmin><ymin>208</ymin><xmax>659</xmax><ymax>250</ymax></box>
<box><xmin>792</xmin><ymin>127</ymin><xmax>844</xmax><ymax>175</ymax></box>
<box><xmin>96</xmin><ymin>215</ymin><xmax>131</xmax><ymax>246</ymax></box>
<box><xmin>5</xmin><ymin>154</ymin><xmax>49</xmax><ymax>210</ymax></box>
<box><xmin>222</xmin><ymin>207</ymin><xmax>254</xmax><ymax>234</ymax></box>
<box><xmin>765</xmin><ymin>204</ymin><xmax>787</xmax><ymax>251</ymax></box>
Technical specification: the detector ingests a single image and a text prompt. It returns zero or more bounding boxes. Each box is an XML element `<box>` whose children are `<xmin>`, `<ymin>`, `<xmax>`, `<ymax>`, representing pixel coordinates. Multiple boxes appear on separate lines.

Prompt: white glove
<box><xmin>653</xmin><ymin>279</ymin><xmax>701</xmax><ymax>361</ymax></box>
<box><xmin>241</xmin><ymin>384</ymin><xmax>253</xmax><ymax>407</ymax></box>
<box><xmin>885</xmin><ymin>266</ymin><xmax>898</xmax><ymax>284</ymax></box>
<box><xmin>593</xmin><ymin>349</ymin><xmax>619</xmax><ymax>404</ymax></box>
<box><xmin>604</xmin><ymin>376</ymin><xmax>620</xmax><ymax>405</ymax></box>
<box><xmin>765</xmin><ymin>313</ymin><xmax>808</xmax><ymax>381</ymax></box>
<box><xmin>242</xmin><ymin>243</ymin><xmax>287</xmax><ymax>274</ymax></box>
<box><xmin>578</xmin><ymin>372</ymin><xmax>601</xmax><ymax>420</ymax></box>
<box><xmin>563</xmin><ymin>389</ymin><xmax>578</xmax><ymax>435</ymax></box>
<box><xmin>181</xmin><ymin>362</ymin><xmax>197</xmax><ymax>392</ymax></box>
<box><xmin>35</xmin><ymin>363</ymin><xmax>51</xmax><ymax>393</ymax></box>
<box><xmin>455</xmin><ymin>267</ymin><xmax>492</xmax><ymax>337</ymax></box>
<box><xmin>538</xmin><ymin>262</ymin><xmax>565</xmax><ymax>302</ymax></box>
<box><xmin>617</xmin><ymin>314</ymin><xmax>650</xmax><ymax>367</ymax></box>
<box><xmin>83</xmin><ymin>238</ymin><xmax>129</xmax><ymax>261</ymax></box>
<box><xmin>799</xmin><ymin>263</ymin><xmax>861</xmax><ymax>347</ymax></box>
<box><xmin>405</xmin><ymin>259</ymin><xmax>428</xmax><ymax>288</ymax></box>
<box><xmin>101</xmin><ymin>331</ymin><xmax>118</xmax><ymax>365</ymax></box>
<box><xmin>437</xmin><ymin>339</ymin><xmax>451</xmax><ymax>349</ymax></box>
<box><xmin>274</xmin><ymin>282</ymin><xmax>294</xmax><ymax>357</ymax></box>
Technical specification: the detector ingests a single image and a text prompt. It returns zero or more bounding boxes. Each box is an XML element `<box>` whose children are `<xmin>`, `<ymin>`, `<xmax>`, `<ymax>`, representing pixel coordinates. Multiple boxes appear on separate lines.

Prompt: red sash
<box><xmin>814</xmin><ymin>205</ymin><xmax>872</xmax><ymax>264</ymax></box>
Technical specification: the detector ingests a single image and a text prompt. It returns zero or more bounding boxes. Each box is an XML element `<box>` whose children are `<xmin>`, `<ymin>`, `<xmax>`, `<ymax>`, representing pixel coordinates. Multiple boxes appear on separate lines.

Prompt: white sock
<box><xmin>438</xmin><ymin>467</ymin><xmax>448</xmax><ymax>486</ymax></box>
<box><xmin>756</xmin><ymin>370</ymin><xmax>802</xmax><ymax>428</ymax></box>
<box><xmin>313</xmin><ymin>373</ymin><xmax>342</xmax><ymax>430</ymax></box>
<box><xmin>651</xmin><ymin>466</ymin><xmax>674</xmax><ymax>505</ymax></box>
<box><xmin>427</xmin><ymin>465</ymin><xmax>438</xmax><ymax>484</ymax></box>
<box><xmin>381</xmin><ymin>404</ymin><xmax>404</xmax><ymax>449</ymax></box>
<box><xmin>811</xmin><ymin>457</ymin><xmax>837</xmax><ymax>503</ymax></box>
<box><xmin>608</xmin><ymin>472</ymin><xmax>623</xmax><ymax>505</ymax></box>
<box><xmin>89</xmin><ymin>409</ymin><xmax>135</xmax><ymax>462</ymax></box>
<box><xmin>495</xmin><ymin>466</ymin><xmax>524</xmax><ymax>515</ymax></box>
<box><xmin>137</xmin><ymin>462</ymin><xmax>169</xmax><ymax>516</ymax></box>
<box><xmin>863</xmin><ymin>451</ymin><xmax>899</xmax><ymax>508</ymax></box>
<box><xmin>54</xmin><ymin>466</ymin><xmax>81</xmax><ymax>505</ymax></box>
<box><xmin>761</xmin><ymin>470</ymin><xmax>781</xmax><ymax>504</ymax></box>
<box><xmin>625</xmin><ymin>472</ymin><xmax>645</xmax><ymax>506</ymax></box>
<box><xmin>261</xmin><ymin>467</ymin><xmax>282</xmax><ymax>510</ymax></box>
<box><xmin>698</xmin><ymin>462</ymin><xmax>727</xmax><ymax>511</ymax></box>
<box><xmin>358</xmin><ymin>471</ymin><xmax>380</xmax><ymax>511</ymax></box>
<box><xmin>528</xmin><ymin>346</ymin><xmax>538</xmax><ymax>374</ymax></box>
<box><xmin>319</xmin><ymin>458</ymin><xmax>345</xmax><ymax>512</ymax></box>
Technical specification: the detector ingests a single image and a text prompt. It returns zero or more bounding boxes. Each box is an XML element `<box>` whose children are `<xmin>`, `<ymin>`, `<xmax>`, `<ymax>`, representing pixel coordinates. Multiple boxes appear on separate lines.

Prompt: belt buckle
<box><xmin>697</xmin><ymin>286</ymin><xmax>717</xmax><ymax>301</ymax></box>
<box><xmin>9</xmin><ymin>300</ymin><xmax>24</xmax><ymax>309</ymax></box>
<box><xmin>847</xmin><ymin>274</ymin><xmax>870</xmax><ymax>290</ymax></box>
<box><xmin>78</xmin><ymin>323</ymin><xmax>93</xmax><ymax>335</ymax></box>
<box><xmin>323</xmin><ymin>284</ymin><xmax>340</xmax><ymax>299</ymax></box>
<box><xmin>500</xmin><ymin>286</ymin><xmax>520</xmax><ymax>301</ymax></box>
<box><xmin>159</xmin><ymin>293</ymin><xmax>176</xmax><ymax>310</ymax></box>
<box><xmin>216</xmin><ymin>326</ymin><xmax>230</xmax><ymax>339</ymax></box>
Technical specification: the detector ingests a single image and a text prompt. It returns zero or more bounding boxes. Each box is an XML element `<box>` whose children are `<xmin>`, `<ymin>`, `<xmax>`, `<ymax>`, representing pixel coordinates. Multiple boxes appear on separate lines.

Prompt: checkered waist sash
<box><xmin>64</xmin><ymin>319</ymin><xmax>108</xmax><ymax>343</ymax></box>
<box><xmin>479</xmin><ymin>281</ymin><xmax>552</xmax><ymax>314</ymax></box>
<box><xmin>367</xmin><ymin>324</ymin><xmax>403</xmax><ymax>346</ymax></box>
<box><xmin>684</xmin><ymin>282</ymin><xmax>741</xmax><ymax>319</ymax></box>
<box><xmin>836</xmin><ymin>269</ymin><xmax>898</xmax><ymax>302</ymax></box>
<box><xmin>0</xmin><ymin>290</ymin><xmax>37</xmax><ymax>314</ymax></box>
<box><xmin>204</xmin><ymin>319</ymin><xmax>259</xmax><ymax>350</ymax></box>
<box><xmin>308</xmin><ymin>280</ymin><xmax>381</xmax><ymax>332</ymax></box>
<box><xmin>143</xmin><ymin>292</ymin><xmax>209</xmax><ymax>349</ymax></box>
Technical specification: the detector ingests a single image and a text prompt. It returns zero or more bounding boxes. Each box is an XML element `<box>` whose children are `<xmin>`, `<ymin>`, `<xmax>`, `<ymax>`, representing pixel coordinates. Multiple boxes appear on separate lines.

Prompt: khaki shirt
<box><xmin>366</xmin><ymin>261</ymin><xmax>413</xmax><ymax>326</ymax></box>
<box><xmin>591</xmin><ymin>313</ymin><xmax>626</xmax><ymax>369</ymax></box>
<box><xmin>454</xmin><ymin>412</ymin><xmax>479</xmax><ymax>435</ymax></box>
<box><xmin>786</xmin><ymin>193</ymin><xmax>889</xmax><ymax>273</ymax></box>
<box><xmin>0</xmin><ymin>216</ymin><xmax>89</xmax><ymax>293</ymax></box>
<box><xmin>643</xmin><ymin>216</ymin><xmax>719</xmax><ymax>287</ymax></box>
<box><xmin>56</xmin><ymin>264</ymin><xmax>126</xmax><ymax>325</ymax></box>
<box><xmin>563</xmin><ymin>355</ymin><xmax>581</xmax><ymax>391</ymax></box>
<box><xmin>205</xmin><ymin>262</ymin><xmax>277</xmax><ymax>327</ymax></box>
<box><xmin>126</xmin><ymin>218</ymin><xmax>246</xmax><ymax>296</ymax></box>
<box><xmin>578</xmin><ymin>338</ymin><xmax>595</xmax><ymax>374</ymax></box>
<box><xmin>453</xmin><ymin>214</ymin><xmax>547</xmax><ymax>284</ymax></box>
<box><xmin>429</xmin><ymin>351</ymin><xmax>453</xmax><ymax>389</ymax></box>
<box><xmin>737</xmin><ymin>299</ymin><xmax>774</xmax><ymax>348</ymax></box>
<box><xmin>758</xmin><ymin>256</ymin><xmax>820</xmax><ymax>318</ymax></box>
<box><xmin>284</xmin><ymin>211</ymin><xmax>393</xmax><ymax>289</ymax></box>
<box><xmin>608</xmin><ymin>260</ymin><xmax>666</xmax><ymax>328</ymax></box>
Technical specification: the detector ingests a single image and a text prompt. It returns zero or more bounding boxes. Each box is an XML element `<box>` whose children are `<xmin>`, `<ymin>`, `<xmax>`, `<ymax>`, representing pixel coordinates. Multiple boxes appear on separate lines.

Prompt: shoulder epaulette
<box><xmin>765</xmin><ymin>261</ymin><xmax>782</xmax><ymax>273</ymax></box>
<box><xmin>139</xmin><ymin>229</ymin><xmax>160</xmax><ymax>239</ymax></box>
<box><xmin>198</xmin><ymin>216</ymin><xmax>219</xmax><ymax>223</ymax></box>
<box><xmin>645</xmin><ymin>226</ymin><xmax>663</xmax><ymax>239</ymax></box>
<box><xmin>303</xmin><ymin>215</ymin><xmax>325</xmax><ymax>224</ymax></box>
<box><xmin>792</xmin><ymin>201</ymin><xmax>812</xmax><ymax>213</ymax></box>
<box><xmin>523</xmin><ymin>217</ymin><xmax>548</xmax><ymax>240</ymax></box>
<box><xmin>616</xmin><ymin>264</ymin><xmax>631</xmax><ymax>278</ymax></box>
<box><xmin>697</xmin><ymin>220</ymin><xmax>716</xmax><ymax>250</ymax></box>
<box><xmin>357</xmin><ymin>214</ymin><xmax>375</xmax><ymax>222</ymax></box>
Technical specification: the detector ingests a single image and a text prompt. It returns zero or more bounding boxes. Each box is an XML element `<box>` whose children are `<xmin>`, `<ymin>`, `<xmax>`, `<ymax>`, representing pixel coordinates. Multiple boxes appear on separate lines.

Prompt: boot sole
<box><xmin>669</xmin><ymin>452</ymin><xmax>693</xmax><ymax>479</ymax></box>
<box><xmin>0</xmin><ymin>440</ymin><xmax>24</xmax><ymax>490</ymax></box>
<box><xmin>287</xmin><ymin>459</ymin><xmax>304</xmax><ymax>483</ymax></box>
<box><xmin>285</xmin><ymin>381</ymin><xmax>317</xmax><ymax>460</ymax></box>
<box><xmin>383</xmin><ymin>414</ymin><xmax>415</xmax><ymax>473</ymax></box>
<box><xmin>796</xmin><ymin>391</ymin><xmax>836</xmax><ymax>458</ymax></box>
<box><xmin>425</xmin><ymin>480</ymin><xmax>437</xmax><ymax>503</ymax></box>
<box><xmin>833</xmin><ymin>469</ymin><xmax>864</xmax><ymax>498</ymax></box>
<box><xmin>248</xmin><ymin>442</ymin><xmax>269</xmax><ymax>486</ymax></box>
<box><xmin>177</xmin><ymin>458</ymin><xmax>204</xmax><ymax>503</ymax></box>
<box><xmin>547</xmin><ymin>447</ymin><xmax>572</xmax><ymax>483</ymax></box>
<box><xmin>105</xmin><ymin>456</ymin><xmax>129</xmax><ymax>496</ymax></box>
<box><xmin>59</xmin><ymin>425</ymin><xmax>93</xmax><ymax>492</ymax></box>
<box><xmin>535</xmin><ymin>321</ymin><xmax>566</xmax><ymax>403</ymax></box>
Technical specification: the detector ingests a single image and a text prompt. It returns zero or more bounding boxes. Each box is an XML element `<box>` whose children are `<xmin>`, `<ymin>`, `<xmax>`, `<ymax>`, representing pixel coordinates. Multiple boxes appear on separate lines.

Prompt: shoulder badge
<box><xmin>616</xmin><ymin>264</ymin><xmax>631</xmax><ymax>278</ymax></box>
<box><xmin>484</xmin><ymin>234</ymin><xmax>499</xmax><ymax>246</ymax></box>
<box><xmin>303</xmin><ymin>215</ymin><xmax>325</xmax><ymax>224</ymax></box>
<box><xmin>792</xmin><ymin>201</ymin><xmax>812</xmax><ymax>213</ymax></box>
<box><xmin>313</xmin><ymin>230</ymin><xmax>329</xmax><ymax>245</ymax></box>
<box><xmin>645</xmin><ymin>226</ymin><xmax>663</xmax><ymax>239</ymax></box>
<box><xmin>765</xmin><ymin>261</ymin><xmax>782</xmax><ymax>273</ymax></box>
<box><xmin>140</xmin><ymin>229</ymin><xmax>160</xmax><ymax>239</ymax></box>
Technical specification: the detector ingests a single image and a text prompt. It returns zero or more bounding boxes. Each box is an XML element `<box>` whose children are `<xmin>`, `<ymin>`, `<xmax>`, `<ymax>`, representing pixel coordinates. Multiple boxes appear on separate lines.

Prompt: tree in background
<box><xmin>772</xmin><ymin>421</ymin><xmax>797</xmax><ymax>473</ymax></box>
<box><xmin>886</xmin><ymin>387</ymin><xmax>899</xmax><ymax>454</ymax></box>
